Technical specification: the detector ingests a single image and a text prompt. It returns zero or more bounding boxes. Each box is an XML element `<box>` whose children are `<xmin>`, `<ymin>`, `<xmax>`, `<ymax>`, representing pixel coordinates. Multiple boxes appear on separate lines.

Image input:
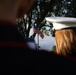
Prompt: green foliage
<box><xmin>17</xmin><ymin>0</ymin><xmax>76</xmax><ymax>38</ymax></box>
<box><xmin>49</xmin><ymin>0</ymin><xmax>76</xmax><ymax>17</ymax></box>
<box><xmin>17</xmin><ymin>0</ymin><xmax>55</xmax><ymax>38</ymax></box>
<box><xmin>52</xmin><ymin>46</ymin><xmax>56</xmax><ymax>50</ymax></box>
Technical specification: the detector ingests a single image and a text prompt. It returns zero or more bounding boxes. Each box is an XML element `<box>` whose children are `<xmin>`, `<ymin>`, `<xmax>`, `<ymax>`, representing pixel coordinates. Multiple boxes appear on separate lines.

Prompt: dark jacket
<box><xmin>0</xmin><ymin>22</ymin><xmax>76</xmax><ymax>75</ymax></box>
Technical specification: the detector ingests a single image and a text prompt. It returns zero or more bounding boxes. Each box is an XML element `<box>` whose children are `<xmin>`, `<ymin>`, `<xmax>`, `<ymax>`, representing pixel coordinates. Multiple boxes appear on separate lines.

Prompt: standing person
<box><xmin>45</xmin><ymin>17</ymin><xmax>76</xmax><ymax>74</ymax></box>
<box><xmin>0</xmin><ymin>0</ymin><xmax>75</xmax><ymax>74</ymax></box>
<box><xmin>46</xmin><ymin>17</ymin><xmax>76</xmax><ymax>57</ymax></box>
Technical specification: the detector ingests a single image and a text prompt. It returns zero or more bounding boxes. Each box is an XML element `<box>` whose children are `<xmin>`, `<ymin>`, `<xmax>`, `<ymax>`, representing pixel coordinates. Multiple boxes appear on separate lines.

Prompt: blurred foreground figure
<box><xmin>0</xmin><ymin>0</ymin><xmax>76</xmax><ymax>74</ymax></box>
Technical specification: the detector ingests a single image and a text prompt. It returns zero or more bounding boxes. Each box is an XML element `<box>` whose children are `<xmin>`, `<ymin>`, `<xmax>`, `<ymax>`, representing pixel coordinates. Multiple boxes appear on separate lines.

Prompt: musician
<box><xmin>46</xmin><ymin>17</ymin><xmax>76</xmax><ymax>57</ymax></box>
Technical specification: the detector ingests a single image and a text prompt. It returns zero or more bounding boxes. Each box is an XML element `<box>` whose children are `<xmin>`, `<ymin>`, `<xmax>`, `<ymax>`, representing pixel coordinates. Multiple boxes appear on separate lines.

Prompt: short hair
<box><xmin>55</xmin><ymin>28</ymin><xmax>76</xmax><ymax>56</ymax></box>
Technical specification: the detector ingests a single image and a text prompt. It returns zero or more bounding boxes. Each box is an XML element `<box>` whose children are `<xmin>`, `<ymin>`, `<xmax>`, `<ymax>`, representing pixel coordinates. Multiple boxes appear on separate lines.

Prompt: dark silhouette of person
<box><xmin>0</xmin><ymin>0</ymin><xmax>75</xmax><ymax>74</ymax></box>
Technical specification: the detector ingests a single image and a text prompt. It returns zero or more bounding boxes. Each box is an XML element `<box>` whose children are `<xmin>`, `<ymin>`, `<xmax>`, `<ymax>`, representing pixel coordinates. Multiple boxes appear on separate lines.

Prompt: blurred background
<box><xmin>17</xmin><ymin>0</ymin><xmax>76</xmax><ymax>51</ymax></box>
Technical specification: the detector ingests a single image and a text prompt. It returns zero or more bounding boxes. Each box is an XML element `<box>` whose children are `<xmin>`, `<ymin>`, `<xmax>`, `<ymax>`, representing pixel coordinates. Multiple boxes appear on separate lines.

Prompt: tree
<box><xmin>17</xmin><ymin>0</ymin><xmax>56</xmax><ymax>38</ymax></box>
<box><xmin>17</xmin><ymin>0</ymin><xmax>76</xmax><ymax>38</ymax></box>
<box><xmin>49</xmin><ymin>0</ymin><xmax>76</xmax><ymax>17</ymax></box>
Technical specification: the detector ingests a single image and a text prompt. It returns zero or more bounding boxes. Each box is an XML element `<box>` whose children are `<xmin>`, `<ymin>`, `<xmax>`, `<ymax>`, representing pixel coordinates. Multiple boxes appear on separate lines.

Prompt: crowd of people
<box><xmin>0</xmin><ymin>0</ymin><xmax>76</xmax><ymax>74</ymax></box>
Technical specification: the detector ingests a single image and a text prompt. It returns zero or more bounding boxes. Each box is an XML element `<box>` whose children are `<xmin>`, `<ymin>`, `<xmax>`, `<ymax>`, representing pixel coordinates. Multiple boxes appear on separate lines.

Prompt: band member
<box><xmin>46</xmin><ymin>17</ymin><xmax>76</xmax><ymax>56</ymax></box>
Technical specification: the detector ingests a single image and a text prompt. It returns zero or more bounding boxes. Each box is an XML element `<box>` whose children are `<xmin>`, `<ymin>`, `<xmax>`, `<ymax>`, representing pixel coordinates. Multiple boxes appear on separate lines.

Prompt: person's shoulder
<box><xmin>50</xmin><ymin>50</ymin><xmax>76</xmax><ymax>66</ymax></box>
